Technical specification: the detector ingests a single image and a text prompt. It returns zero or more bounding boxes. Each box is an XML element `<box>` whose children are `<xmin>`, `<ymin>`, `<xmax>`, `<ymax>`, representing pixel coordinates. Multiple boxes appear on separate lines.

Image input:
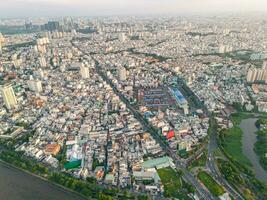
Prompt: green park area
<box><xmin>217</xmin><ymin>112</ymin><xmax>267</xmax><ymax>200</ymax></box>
<box><xmin>217</xmin><ymin>159</ymin><xmax>244</xmax><ymax>186</ymax></box>
<box><xmin>218</xmin><ymin>113</ymin><xmax>252</xmax><ymax>167</ymax></box>
<box><xmin>188</xmin><ymin>151</ymin><xmax>207</xmax><ymax>170</ymax></box>
<box><xmin>197</xmin><ymin>171</ymin><xmax>225</xmax><ymax>197</ymax></box>
<box><xmin>157</xmin><ymin>167</ymin><xmax>193</xmax><ymax>200</ymax></box>
<box><xmin>220</xmin><ymin>126</ymin><xmax>251</xmax><ymax>167</ymax></box>
<box><xmin>217</xmin><ymin>158</ymin><xmax>267</xmax><ymax>200</ymax></box>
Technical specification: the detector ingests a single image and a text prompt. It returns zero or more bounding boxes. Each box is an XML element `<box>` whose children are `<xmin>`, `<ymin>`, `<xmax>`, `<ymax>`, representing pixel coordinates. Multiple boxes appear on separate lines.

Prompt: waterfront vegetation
<box><xmin>0</xmin><ymin>150</ymin><xmax>49</xmax><ymax>176</ymax></box>
<box><xmin>0</xmin><ymin>147</ymin><xmax>150</xmax><ymax>200</ymax></box>
<box><xmin>219</xmin><ymin>126</ymin><xmax>251</xmax><ymax>167</ymax></box>
<box><xmin>230</xmin><ymin>112</ymin><xmax>254</xmax><ymax>125</ymax></box>
<box><xmin>254</xmin><ymin>118</ymin><xmax>267</xmax><ymax>171</ymax></box>
<box><xmin>217</xmin><ymin>159</ymin><xmax>244</xmax><ymax>186</ymax></box>
<box><xmin>218</xmin><ymin>112</ymin><xmax>255</xmax><ymax>170</ymax></box>
<box><xmin>157</xmin><ymin>167</ymin><xmax>193</xmax><ymax>200</ymax></box>
<box><xmin>217</xmin><ymin>112</ymin><xmax>267</xmax><ymax>200</ymax></box>
<box><xmin>197</xmin><ymin>171</ymin><xmax>225</xmax><ymax>197</ymax></box>
<box><xmin>218</xmin><ymin>158</ymin><xmax>267</xmax><ymax>200</ymax></box>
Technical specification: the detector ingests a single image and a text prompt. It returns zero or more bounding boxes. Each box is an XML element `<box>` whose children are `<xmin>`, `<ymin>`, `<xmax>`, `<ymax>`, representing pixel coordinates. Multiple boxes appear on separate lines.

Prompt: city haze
<box><xmin>0</xmin><ymin>0</ymin><xmax>267</xmax><ymax>17</ymax></box>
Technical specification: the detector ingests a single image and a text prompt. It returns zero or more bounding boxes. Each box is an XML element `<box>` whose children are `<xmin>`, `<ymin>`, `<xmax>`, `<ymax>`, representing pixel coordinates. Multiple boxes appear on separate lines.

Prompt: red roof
<box><xmin>167</xmin><ymin>130</ymin><xmax>175</xmax><ymax>139</ymax></box>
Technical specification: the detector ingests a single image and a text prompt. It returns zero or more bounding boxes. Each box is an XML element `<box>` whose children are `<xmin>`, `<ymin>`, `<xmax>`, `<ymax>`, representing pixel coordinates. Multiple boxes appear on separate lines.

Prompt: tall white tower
<box><xmin>118</xmin><ymin>67</ymin><xmax>127</xmax><ymax>81</ymax></box>
<box><xmin>80</xmin><ymin>65</ymin><xmax>90</xmax><ymax>79</ymax></box>
<box><xmin>28</xmin><ymin>76</ymin><xmax>42</xmax><ymax>93</ymax></box>
<box><xmin>0</xmin><ymin>84</ymin><xmax>17</xmax><ymax>110</ymax></box>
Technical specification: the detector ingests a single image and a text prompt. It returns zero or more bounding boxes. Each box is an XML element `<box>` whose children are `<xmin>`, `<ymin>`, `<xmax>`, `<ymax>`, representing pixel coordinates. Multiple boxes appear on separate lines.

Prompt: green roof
<box><xmin>64</xmin><ymin>160</ymin><xmax>81</xmax><ymax>170</ymax></box>
<box><xmin>179</xmin><ymin>149</ymin><xmax>187</xmax><ymax>157</ymax></box>
<box><xmin>141</xmin><ymin>156</ymin><xmax>172</xmax><ymax>169</ymax></box>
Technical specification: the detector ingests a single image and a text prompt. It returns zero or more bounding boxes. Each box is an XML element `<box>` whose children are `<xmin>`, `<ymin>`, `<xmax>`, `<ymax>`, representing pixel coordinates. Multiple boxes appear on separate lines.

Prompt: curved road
<box><xmin>207</xmin><ymin>118</ymin><xmax>244</xmax><ymax>200</ymax></box>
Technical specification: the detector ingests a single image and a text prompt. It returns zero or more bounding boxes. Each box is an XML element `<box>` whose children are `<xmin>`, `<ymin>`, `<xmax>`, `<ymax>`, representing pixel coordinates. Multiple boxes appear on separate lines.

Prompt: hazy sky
<box><xmin>0</xmin><ymin>0</ymin><xmax>267</xmax><ymax>17</ymax></box>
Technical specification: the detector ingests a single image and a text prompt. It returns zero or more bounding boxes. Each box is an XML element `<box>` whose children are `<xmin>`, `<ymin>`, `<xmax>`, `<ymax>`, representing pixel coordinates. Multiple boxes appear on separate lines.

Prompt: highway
<box><xmin>207</xmin><ymin>118</ymin><xmax>245</xmax><ymax>200</ymax></box>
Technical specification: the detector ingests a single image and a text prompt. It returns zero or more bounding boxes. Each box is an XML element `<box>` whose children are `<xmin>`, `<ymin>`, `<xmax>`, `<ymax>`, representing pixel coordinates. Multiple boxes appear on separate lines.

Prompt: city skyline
<box><xmin>0</xmin><ymin>0</ymin><xmax>267</xmax><ymax>17</ymax></box>
<box><xmin>1</xmin><ymin>1</ymin><xmax>267</xmax><ymax>200</ymax></box>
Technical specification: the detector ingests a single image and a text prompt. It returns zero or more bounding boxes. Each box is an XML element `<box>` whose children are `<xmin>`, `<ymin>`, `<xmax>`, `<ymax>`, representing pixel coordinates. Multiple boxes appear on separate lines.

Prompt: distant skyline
<box><xmin>0</xmin><ymin>0</ymin><xmax>267</xmax><ymax>18</ymax></box>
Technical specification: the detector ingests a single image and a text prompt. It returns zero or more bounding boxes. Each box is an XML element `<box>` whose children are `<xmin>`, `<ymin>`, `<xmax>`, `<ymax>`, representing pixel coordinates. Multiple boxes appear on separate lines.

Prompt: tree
<box><xmin>97</xmin><ymin>193</ymin><xmax>114</xmax><ymax>200</ymax></box>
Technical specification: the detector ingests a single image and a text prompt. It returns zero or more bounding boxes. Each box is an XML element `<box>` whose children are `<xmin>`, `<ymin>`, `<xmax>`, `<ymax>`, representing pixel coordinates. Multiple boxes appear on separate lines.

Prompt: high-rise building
<box><xmin>263</xmin><ymin>61</ymin><xmax>267</xmax><ymax>69</ymax></box>
<box><xmin>0</xmin><ymin>41</ymin><xmax>2</xmax><ymax>54</ymax></box>
<box><xmin>119</xmin><ymin>33</ymin><xmax>127</xmax><ymax>42</ymax></box>
<box><xmin>0</xmin><ymin>84</ymin><xmax>18</xmax><ymax>110</ymax></box>
<box><xmin>25</xmin><ymin>22</ymin><xmax>33</xmax><ymax>30</ymax></box>
<box><xmin>183</xmin><ymin>105</ymin><xmax>189</xmax><ymax>115</ymax></box>
<box><xmin>34</xmin><ymin>69</ymin><xmax>44</xmax><ymax>79</ymax></box>
<box><xmin>0</xmin><ymin>33</ymin><xmax>4</xmax><ymax>42</ymax></box>
<box><xmin>63</xmin><ymin>17</ymin><xmax>74</xmax><ymax>31</ymax></box>
<box><xmin>218</xmin><ymin>45</ymin><xmax>226</xmax><ymax>53</ymax></box>
<box><xmin>37</xmin><ymin>45</ymin><xmax>46</xmax><ymax>53</ymax></box>
<box><xmin>41</xmin><ymin>21</ymin><xmax>60</xmax><ymax>32</ymax></box>
<box><xmin>247</xmin><ymin>68</ymin><xmax>267</xmax><ymax>83</ymax></box>
<box><xmin>218</xmin><ymin>45</ymin><xmax>232</xmax><ymax>54</ymax></box>
<box><xmin>0</xmin><ymin>32</ymin><xmax>5</xmax><ymax>54</ymax></box>
<box><xmin>118</xmin><ymin>67</ymin><xmax>127</xmax><ymax>81</ymax></box>
<box><xmin>28</xmin><ymin>76</ymin><xmax>42</xmax><ymax>93</ymax></box>
<box><xmin>60</xmin><ymin>64</ymin><xmax>66</xmax><ymax>72</ymax></box>
<box><xmin>36</xmin><ymin>37</ymin><xmax>49</xmax><ymax>46</ymax></box>
<box><xmin>247</xmin><ymin>68</ymin><xmax>257</xmax><ymax>83</ymax></box>
<box><xmin>223</xmin><ymin>28</ymin><xmax>230</xmax><ymax>35</ymax></box>
<box><xmin>80</xmin><ymin>65</ymin><xmax>90</xmax><ymax>79</ymax></box>
<box><xmin>39</xmin><ymin>57</ymin><xmax>47</xmax><ymax>67</ymax></box>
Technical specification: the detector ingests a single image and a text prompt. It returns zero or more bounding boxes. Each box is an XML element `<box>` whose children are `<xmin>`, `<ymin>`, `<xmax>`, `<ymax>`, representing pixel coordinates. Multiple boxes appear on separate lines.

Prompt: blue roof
<box><xmin>169</xmin><ymin>88</ymin><xmax>187</xmax><ymax>105</ymax></box>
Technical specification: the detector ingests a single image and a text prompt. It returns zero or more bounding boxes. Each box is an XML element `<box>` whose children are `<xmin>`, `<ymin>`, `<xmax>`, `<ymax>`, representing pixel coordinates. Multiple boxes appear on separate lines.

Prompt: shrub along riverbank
<box><xmin>216</xmin><ymin>112</ymin><xmax>267</xmax><ymax>200</ymax></box>
<box><xmin>254</xmin><ymin>118</ymin><xmax>267</xmax><ymax>171</ymax></box>
<box><xmin>0</xmin><ymin>146</ymin><xmax>150</xmax><ymax>200</ymax></box>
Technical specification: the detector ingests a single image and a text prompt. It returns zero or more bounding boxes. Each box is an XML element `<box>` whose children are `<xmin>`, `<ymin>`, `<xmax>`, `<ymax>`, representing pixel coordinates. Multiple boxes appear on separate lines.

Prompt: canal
<box><xmin>240</xmin><ymin>118</ymin><xmax>267</xmax><ymax>183</ymax></box>
<box><xmin>0</xmin><ymin>162</ymin><xmax>86</xmax><ymax>200</ymax></box>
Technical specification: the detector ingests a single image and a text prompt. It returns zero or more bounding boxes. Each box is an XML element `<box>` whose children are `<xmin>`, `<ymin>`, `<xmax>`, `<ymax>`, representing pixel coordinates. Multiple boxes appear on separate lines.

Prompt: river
<box><xmin>0</xmin><ymin>162</ymin><xmax>86</xmax><ymax>200</ymax></box>
<box><xmin>240</xmin><ymin>118</ymin><xmax>267</xmax><ymax>183</ymax></box>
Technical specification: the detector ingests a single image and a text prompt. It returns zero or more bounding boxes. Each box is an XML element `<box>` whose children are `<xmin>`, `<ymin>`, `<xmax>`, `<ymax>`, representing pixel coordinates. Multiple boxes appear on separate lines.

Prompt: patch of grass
<box><xmin>157</xmin><ymin>167</ymin><xmax>191</xmax><ymax>200</ymax></box>
<box><xmin>197</xmin><ymin>171</ymin><xmax>225</xmax><ymax>197</ymax></box>
<box><xmin>213</xmin><ymin>149</ymin><xmax>223</xmax><ymax>158</ymax></box>
<box><xmin>217</xmin><ymin>159</ymin><xmax>244</xmax><ymax>186</ymax></box>
<box><xmin>231</xmin><ymin>112</ymin><xmax>253</xmax><ymax>126</ymax></box>
<box><xmin>222</xmin><ymin>126</ymin><xmax>252</xmax><ymax>166</ymax></box>
<box><xmin>188</xmin><ymin>151</ymin><xmax>207</xmax><ymax>170</ymax></box>
<box><xmin>217</xmin><ymin>113</ymin><xmax>267</xmax><ymax>199</ymax></box>
<box><xmin>157</xmin><ymin>167</ymin><xmax>182</xmax><ymax>195</ymax></box>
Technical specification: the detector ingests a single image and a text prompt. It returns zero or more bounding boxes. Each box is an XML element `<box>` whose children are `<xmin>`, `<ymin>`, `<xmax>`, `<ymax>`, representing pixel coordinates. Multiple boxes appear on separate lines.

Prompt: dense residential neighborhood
<box><xmin>0</xmin><ymin>14</ymin><xmax>267</xmax><ymax>200</ymax></box>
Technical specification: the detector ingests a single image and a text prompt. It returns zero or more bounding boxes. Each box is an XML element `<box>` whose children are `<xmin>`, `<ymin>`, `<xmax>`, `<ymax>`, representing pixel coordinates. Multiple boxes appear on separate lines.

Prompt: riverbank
<box><xmin>0</xmin><ymin>148</ymin><xmax>150</xmax><ymax>200</ymax></box>
<box><xmin>254</xmin><ymin>118</ymin><xmax>267</xmax><ymax>172</ymax></box>
<box><xmin>218</xmin><ymin>113</ymin><xmax>252</xmax><ymax>168</ymax></box>
<box><xmin>217</xmin><ymin>112</ymin><xmax>267</xmax><ymax>199</ymax></box>
<box><xmin>0</xmin><ymin>160</ymin><xmax>87</xmax><ymax>200</ymax></box>
<box><xmin>240</xmin><ymin>118</ymin><xmax>267</xmax><ymax>183</ymax></box>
